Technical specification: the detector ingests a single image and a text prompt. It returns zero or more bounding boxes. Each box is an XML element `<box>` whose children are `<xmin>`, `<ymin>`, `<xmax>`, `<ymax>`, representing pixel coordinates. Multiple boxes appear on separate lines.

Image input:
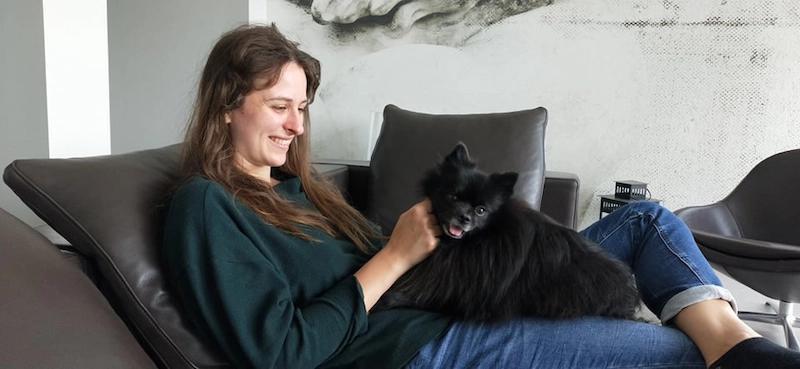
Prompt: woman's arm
<box><xmin>164</xmin><ymin>181</ymin><xmax>369</xmax><ymax>369</ymax></box>
<box><xmin>355</xmin><ymin>199</ymin><xmax>441</xmax><ymax>311</ymax></box>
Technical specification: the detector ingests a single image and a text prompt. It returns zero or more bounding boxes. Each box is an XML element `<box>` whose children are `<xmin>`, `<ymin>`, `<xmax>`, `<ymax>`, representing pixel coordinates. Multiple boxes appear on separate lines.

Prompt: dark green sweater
<box><xmin>162</xmin><ymin>175</ymin><xmax>450</xmax><ymax>369</ymax></box>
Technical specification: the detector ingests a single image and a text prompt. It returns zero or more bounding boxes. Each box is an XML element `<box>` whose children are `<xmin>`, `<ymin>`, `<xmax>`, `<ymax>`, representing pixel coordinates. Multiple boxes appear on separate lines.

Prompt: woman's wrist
<box><xmin>377</xmin><ymin>240</ymin><xmax>413</xmax><ymax>273</ymax></box>
<box><xmin>354</xmin><ymin>244</ymin><xmax>411</xmax><ymax>311</ymax></box>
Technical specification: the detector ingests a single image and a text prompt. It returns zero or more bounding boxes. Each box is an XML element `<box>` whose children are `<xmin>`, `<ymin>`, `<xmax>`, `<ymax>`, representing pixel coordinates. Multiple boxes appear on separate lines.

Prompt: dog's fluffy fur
<box><xmin>375</xmin><ymin>143</ymin><xmax>640</xmax><ymax>321</ymax></box>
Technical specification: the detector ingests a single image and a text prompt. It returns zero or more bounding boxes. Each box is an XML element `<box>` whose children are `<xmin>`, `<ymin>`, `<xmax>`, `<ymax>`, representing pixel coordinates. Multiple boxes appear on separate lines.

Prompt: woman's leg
<box><xmin>406</xmin><ymin>317</ymin><xmax>705</xmax><ymax>369</ymax></box>
<box><xmin>578</xmin><ymin>202</ymin><xmax>757</xmax><ymax>366</ymax></box>
<box><xmin>580</xmin><ymin>202</ymin><xmax>733</xmax><ymax>321</ymax></box>
<box><xmin>673</xmin><ymin>299</ymin><xmax>757</xmax><ymax>364</ymax></box>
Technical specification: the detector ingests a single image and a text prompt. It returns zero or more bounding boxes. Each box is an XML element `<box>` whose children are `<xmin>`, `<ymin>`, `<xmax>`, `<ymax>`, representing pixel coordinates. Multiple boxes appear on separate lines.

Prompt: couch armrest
<box><xmin>674</xmin><ymin>203</ymin><xmax>742</xmax><ymax>237</ymax></box>
<box><xmin>0</xmin><ymin>208</ymin><xmax>156</xmax><ymax>369</ymax></box>
<box><xmin>541</xmin><ymin>171</ymin><xmax>580</xmax><ymax>229</ymax></box>
<box><xmin>315</xmin><ymin>160</ymin><xmax>579</xmax><ymax>229</ymax></box>
<box><xmin>313</xmin><ymin>163</ymin><xmax>349</xmax><ymax>192</ymax></box>
<box><xmin>314</xmin><ymin>159</ymin><xmax>370</xmax><ymax>212</ymax></box>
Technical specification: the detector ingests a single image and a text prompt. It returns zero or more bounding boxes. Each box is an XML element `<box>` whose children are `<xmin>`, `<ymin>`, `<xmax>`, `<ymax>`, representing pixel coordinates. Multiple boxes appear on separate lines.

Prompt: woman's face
<box><xmin>226</xmin><ymin>62</ymin><xmax>308</xmax><ymax>181</ymax></box>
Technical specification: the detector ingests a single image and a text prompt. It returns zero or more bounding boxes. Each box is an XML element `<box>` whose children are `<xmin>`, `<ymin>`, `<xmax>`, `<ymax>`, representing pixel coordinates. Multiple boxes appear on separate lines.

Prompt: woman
<box><xmin>162</xmin><ymin>24</ymin><xmax>800</xmax><ymax>369</ymax></box>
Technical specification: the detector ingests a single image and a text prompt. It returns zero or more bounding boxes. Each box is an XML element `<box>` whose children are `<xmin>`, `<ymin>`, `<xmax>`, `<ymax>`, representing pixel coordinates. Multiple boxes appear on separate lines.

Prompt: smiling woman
<box><xmin>224</xmin><ymin>62</ymin><xmax>309</xmax><ymax>184</ymax></box>
<box><xmin>165</xmin><ymin>23</ymin><xmax>449</xmax><ymax>369</ymax></box>
<box><xmin>162</xmin><ymin>22</ymin><xmax>800</xmax><ymax>369</ymax></box>
<box><xmin>177</xmin><ymin>24</ymin><xmax>380</xmax><ymax>250</ymax></box>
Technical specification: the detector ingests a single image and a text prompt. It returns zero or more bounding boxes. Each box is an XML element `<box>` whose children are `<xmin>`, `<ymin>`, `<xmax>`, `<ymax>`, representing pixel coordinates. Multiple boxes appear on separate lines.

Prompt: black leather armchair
<box><xmin>1</xmin><ymin>106</ymin><xmax>580</xmax><ymax>368</ymax></box>
<box><xmin>674</xmin><ymin>149</ymin><xmax>800</xmax><ymax>350</ymax></box>
<box><xmin>315</xmin><ymin>160</ymin><xmax>578</xmax><ymax>230</ymax></box>
<box><xmin>319</xmin><ymin>104</ymin><xmax>580</xmax><ymax>230</ymax></box>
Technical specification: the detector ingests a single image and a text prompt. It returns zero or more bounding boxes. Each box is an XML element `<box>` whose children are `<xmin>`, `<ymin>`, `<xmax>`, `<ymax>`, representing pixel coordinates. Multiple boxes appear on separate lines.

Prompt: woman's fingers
<box><xmin>418</xmin><ymin>198</ymin><xmax>433</xmax><ymax>212</ymax></box>
<box><xmin>429</xmin><ymin>222</ymin><xmax>442</xmax><ymax>236</ymax></box>
<box><xmin>416</xmin><ymin>198</ymin><xmax>441</xmax><ymax>236</ymax></box>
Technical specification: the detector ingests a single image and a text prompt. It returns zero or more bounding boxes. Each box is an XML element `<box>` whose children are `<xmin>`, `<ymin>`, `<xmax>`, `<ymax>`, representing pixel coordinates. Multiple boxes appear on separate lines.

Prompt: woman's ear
<box><xmin>224</xmin><ymin>112</ymin><xmax>232</xmax><ymax>124</ymax></box>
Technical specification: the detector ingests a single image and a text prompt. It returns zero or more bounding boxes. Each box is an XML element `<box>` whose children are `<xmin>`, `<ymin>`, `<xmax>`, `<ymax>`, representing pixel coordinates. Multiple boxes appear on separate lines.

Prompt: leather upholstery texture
<box><xmin>4</xmin><ymin>145</ymin><xmax>230</xmax><ymax>369</ymax></box>
<box><xmin>314</xmin><ymin>159</ymin><xmax>580</xmax><ymax>229</ymax></box>
<box><xmin>539</xmin><ymin>171</ymin><xmax>579</xmax><ymax>229</ymax></box>
<box><xmin>0</xmin><ymin>207</ymin><xmax>157</xmax><ymax>369</ymax></box>
<box><xmin>368</xmin><ymin>104</ymin><xmax>548</xmax><ymax>235</ymax></box>
<box><xmin>675</xmin><ymin>149</ymin><xmax>800</xmax><ymax>302</ymax></box>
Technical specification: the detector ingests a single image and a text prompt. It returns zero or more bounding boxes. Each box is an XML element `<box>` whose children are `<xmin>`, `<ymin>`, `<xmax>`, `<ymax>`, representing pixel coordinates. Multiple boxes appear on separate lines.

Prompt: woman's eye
<box><xmin>273</xmin><ymin>106</ymin><xmax>287</xmax><ymax>111</ymax></box>
<box><xmin>475</xmin><ymin>206</ymin><xmax>487</xmax><ymax>216</ymax></box>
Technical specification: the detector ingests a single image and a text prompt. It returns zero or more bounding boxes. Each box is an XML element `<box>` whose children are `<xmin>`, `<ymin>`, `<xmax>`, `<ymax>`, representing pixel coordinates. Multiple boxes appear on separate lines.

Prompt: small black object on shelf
<box><xmin>615</xmin><ymin>180</ymin><xmax>648</xmax><ymax>200</ymax></box>
<box><xmin>600</xmin><ymin>180</ymin><xmax>661</xmax><ymax>219</ymax></box>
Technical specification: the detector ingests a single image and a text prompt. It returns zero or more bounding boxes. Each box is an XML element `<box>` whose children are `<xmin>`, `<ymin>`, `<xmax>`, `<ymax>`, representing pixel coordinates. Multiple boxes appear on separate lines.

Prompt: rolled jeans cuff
<box><xmin>660</xmin><ymin>285</ymin><xmax>738</xmax><ymax>323</ymax></box>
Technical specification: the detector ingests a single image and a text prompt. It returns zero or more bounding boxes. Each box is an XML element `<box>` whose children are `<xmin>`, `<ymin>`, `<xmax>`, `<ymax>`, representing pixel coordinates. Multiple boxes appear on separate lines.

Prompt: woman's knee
<box><xmin>623</xmin><ymin>201</ymin><xmax>668</xmax><ymax>218</ymax></box>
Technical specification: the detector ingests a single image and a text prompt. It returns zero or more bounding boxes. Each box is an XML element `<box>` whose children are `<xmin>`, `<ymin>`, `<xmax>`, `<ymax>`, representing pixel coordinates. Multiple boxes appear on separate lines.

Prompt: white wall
<box><xmin>250</xmin><ymin>0</ymin><xmax>268</xmax><ymax>24</ymax></box>
<box><xmin>42</xmin><ymin>0</ymin><xmax>111</xmax><ymax>158</ymax></box>
<box><xmin>271</xmin><ymin>0</ymin><xmax>800</xmax><ymax>229</ymax></box>
<box><xmin>0</xmin><ymin>0</ymin><xmax>49</xmax><ymax>226</ymax></box>
<box><xmin>1</xmin><ymin>1</ymin><xmax>251</xmax><ymax>225</ymax></box>
<box><xmin>107</xmin><ymin>0</ymin><xmax>249</xmax><ymax>154</ymax></box>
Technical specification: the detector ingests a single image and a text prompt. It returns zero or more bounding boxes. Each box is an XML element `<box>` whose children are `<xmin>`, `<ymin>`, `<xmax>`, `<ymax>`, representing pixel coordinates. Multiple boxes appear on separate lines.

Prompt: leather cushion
<box><xmin>367</xmin><ymin>104</ymin><xmax>548</xmax><ymax>235</ymax></box>
<box><xmin>3</xmin><ymin>145</ymin><xmax>230</xmax><ymax>369</ymax></box>
<box><xmin>724</xmin><ymin>149</ymin><xmax>800</xmax><ymax>246</ymax></box>
<box><xmin>0</xmin><ymin>208</ymin><xmax>157</xmax><ymax>369</ymax></box>
<box><xmin>693</xmin><ymin>230</ymin><xmax>800</xmax><ymax>260</ymax></box>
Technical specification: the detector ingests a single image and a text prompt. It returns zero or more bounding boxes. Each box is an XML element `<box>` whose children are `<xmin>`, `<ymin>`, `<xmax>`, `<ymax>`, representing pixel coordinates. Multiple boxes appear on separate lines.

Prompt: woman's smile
<box><xmin>269</xmin><ymin>136</ymin><xmax>292</xmax><ymax>150</ymax></box>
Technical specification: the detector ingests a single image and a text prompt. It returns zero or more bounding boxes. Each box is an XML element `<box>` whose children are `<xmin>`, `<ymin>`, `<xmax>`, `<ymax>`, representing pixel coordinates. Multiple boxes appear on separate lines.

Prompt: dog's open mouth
<box><xmin>442</xmin><ymin>223</ymin><xmax>465</xmax><ymax>239</ymax></box>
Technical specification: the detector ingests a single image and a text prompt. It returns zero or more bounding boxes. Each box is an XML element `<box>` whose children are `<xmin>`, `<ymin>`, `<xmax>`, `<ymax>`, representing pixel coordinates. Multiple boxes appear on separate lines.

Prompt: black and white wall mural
<box><xmin>283</xmin><ymin>0</ymin><xmax>552</xmax><ymax>47</ymax></box>
<box><xmin>267</xmin><ymin>0</ymin><xmax>800</xmax><ymax>229</ymax></box>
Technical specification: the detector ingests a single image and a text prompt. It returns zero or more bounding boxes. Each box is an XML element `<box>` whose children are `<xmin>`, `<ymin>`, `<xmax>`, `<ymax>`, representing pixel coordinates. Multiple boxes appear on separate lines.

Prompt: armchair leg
<box><xmin>738</xmin><ymin>302</ymin><xmax>798</xmax><ymax>351</ymax></box>
<box><xmin>782</xmin><ymin>316</ymin><xmax>799</xmax><ymax>351</ymax></box>
<box><xmin>779</xmin><ymin>302</ymin><xmax>799</xmax><ymax>351</ymax></box>
<box><xmin>739</xmin><ymin>311</ymin><xmax>782</xmax><ymax>323</ymax></box>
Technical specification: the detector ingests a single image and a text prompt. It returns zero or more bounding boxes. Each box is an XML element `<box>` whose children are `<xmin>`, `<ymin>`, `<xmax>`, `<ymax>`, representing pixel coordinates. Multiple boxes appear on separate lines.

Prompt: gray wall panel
<box><xmin>108</xmin><ymin>0</ymin><xmax>248</xmax><ymax>154</ymax></box>
<box><xmin>0</xmin><ymin>0</ymin><xmax>49</xmax><ymax>226</ymax></box>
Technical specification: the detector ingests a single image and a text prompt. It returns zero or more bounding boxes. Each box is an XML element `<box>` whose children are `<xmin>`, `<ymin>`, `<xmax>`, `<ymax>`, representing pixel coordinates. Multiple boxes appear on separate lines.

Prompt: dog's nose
<box><xmin>458</xmin><ymin>215</ymin><xmax>471</xmax><ymax>224</ymax></box>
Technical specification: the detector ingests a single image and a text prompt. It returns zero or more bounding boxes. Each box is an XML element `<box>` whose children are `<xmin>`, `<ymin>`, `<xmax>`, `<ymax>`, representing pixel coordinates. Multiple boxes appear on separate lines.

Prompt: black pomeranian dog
<box><xmin>375</xmin><ymin>143</ymin><xmax>640</xmax><ymax>321</ymax></box>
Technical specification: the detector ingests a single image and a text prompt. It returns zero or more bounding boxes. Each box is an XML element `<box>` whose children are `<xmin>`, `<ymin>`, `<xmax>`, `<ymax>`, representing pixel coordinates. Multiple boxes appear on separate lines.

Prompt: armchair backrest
<box><xmin>3</xmin><ymin>145</ymin><xmax>230</xmax><ymax>369</ymax></box>
<box><xmin>721</xmin><ymin>148</ymin><xmax>800</xmax><ymax>245</ymax></box>
<box><xmin>367</xmin><ymin>105</ymin><xmax>548</xmax><ymax>234</ymax></box>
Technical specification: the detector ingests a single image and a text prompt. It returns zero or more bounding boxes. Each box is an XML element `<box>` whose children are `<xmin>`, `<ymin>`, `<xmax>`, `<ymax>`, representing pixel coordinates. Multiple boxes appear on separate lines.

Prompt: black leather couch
<box><xmin>1</xmin><ymin>107</ymin><xmax>580</xmax><ymax>368</ymax></box>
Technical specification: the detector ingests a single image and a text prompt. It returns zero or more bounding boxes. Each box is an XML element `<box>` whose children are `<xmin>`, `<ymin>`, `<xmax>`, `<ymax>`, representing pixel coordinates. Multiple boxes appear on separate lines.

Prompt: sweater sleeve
<box><xmin>164</xmin><ymin>181</ymin><xmax>369</xmax><ymax>369</ymax></box>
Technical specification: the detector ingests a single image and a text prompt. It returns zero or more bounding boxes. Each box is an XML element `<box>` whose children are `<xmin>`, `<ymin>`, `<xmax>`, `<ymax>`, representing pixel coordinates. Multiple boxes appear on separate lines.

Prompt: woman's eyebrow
<box><xmin>264</xmin><ymin>96</ymin><xmax>308</xmax><ymax>104</ymax></box>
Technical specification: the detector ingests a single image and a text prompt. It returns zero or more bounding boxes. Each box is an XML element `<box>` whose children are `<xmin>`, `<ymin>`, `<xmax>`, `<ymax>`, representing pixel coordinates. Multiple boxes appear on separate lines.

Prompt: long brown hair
<box><xmin>181</xmin><ymin>24</ymin><xmax>381</xmax><ymax>253</ymax></box>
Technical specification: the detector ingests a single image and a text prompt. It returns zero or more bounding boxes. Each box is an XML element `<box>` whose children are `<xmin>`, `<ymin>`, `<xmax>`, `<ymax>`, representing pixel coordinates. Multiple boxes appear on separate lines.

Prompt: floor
<box><xmin>717</xmin><ymin>271</ymin><xmax>799</xmax><ymax>346</ymax></box>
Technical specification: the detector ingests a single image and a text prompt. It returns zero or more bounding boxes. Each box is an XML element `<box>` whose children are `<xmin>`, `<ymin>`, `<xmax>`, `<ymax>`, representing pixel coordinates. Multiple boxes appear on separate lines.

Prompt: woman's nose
<box><xmin>285</xmin><ymin>110</ymin><xmax>305</xmax><ymax>135</ymax></box>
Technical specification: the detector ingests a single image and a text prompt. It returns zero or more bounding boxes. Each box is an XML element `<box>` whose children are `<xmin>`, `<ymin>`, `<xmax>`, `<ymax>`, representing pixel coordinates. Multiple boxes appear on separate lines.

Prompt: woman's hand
<box><xmin>354</xmin><ymin>199</ymin><xmax>441</xmax><ymax>311</ymax></box>
<box><xmin>383</xmin><ymin>199</ymin><xmax>442</xmax><ymax>270</ymax></box>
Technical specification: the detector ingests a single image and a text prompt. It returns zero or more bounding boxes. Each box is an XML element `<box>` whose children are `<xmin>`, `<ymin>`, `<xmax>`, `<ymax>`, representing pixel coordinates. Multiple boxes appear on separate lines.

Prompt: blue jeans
<box><xmin>405</xmin><ymin>202</ymin><xmax>736</xmax><ymax>369</ymax></box>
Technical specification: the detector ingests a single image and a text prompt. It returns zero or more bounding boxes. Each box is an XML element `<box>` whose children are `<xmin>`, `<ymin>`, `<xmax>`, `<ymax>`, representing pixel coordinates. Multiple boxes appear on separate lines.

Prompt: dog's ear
<box><xmin>443</xmin><ymin>142</ymin><xmax>476</xmax><ymax>168</ymax></box>
<box><xmin>490</xmin><ymin>172</ymin><xmax>518</xmax><ymax>198</ymax></box>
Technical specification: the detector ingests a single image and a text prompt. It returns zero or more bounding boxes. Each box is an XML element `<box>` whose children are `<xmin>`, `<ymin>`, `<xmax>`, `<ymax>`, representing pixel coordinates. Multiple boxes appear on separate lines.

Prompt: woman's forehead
<box><xmin>251</xmin><ymin>63</ymin><xmax>307</xmax><ymax>95</ymax></box>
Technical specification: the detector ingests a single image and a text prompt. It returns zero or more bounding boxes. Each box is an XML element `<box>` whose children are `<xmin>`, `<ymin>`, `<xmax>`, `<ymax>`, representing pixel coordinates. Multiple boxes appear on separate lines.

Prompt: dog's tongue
<box><xmin>449</xmin><ymin>225</ymin><xmax>464</xmax><ymax>237</ymax></box>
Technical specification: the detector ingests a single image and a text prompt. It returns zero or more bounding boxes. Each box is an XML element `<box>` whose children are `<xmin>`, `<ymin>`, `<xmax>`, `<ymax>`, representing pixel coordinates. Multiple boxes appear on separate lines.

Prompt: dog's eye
<box><xmin>475</xmin><ymin>206</ymin><xmax>487</xmax><ymax>216</ymax></box>
<box><xmin>449</xmin><ymin>194</ymin><xmax>458</xmax><ymax>201</ymax></box>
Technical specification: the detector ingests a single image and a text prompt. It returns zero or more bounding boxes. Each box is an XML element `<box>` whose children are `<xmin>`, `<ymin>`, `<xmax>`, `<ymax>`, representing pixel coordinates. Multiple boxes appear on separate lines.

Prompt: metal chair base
<box><xmin>738</xmin><ymin>301</ymin><xmax>799</xmax><ymax>351</ymax></box>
